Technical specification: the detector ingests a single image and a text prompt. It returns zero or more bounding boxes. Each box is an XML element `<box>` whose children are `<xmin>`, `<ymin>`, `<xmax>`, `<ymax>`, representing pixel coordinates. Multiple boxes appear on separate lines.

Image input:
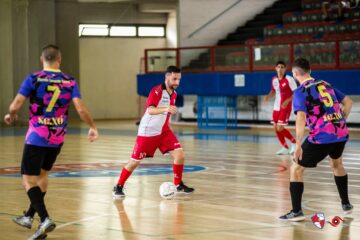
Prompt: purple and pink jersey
<box><xmin>293</xmin><ymin>78</ymin><xmax>348</xmax><ymax>144</ymax></box>
<box><xmin>18</xmin><ymin>68</ymin><xmax>81</xmax><ymax>147</ymax></box>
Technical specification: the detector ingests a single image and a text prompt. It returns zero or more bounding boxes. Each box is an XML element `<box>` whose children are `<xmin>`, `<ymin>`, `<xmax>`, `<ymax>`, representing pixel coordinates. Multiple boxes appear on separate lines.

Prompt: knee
<box><xmin>126</xmin><ymin>160</ymin><xmax>140</xmax><ymax>171</ymax></box>
<box><xmin>330</xmin><ymin>159</ymin><xmax>343</xmax><ymax>170</ymax></box>
<box><xmin>290</xmin><ymin>164</ymin><xmax>304</xmax><ymax>179</ymax></box>
<box><xmin>174</xmin><ymin>151</ymin><xmax>185</xmax><ymax>164</ymax></box>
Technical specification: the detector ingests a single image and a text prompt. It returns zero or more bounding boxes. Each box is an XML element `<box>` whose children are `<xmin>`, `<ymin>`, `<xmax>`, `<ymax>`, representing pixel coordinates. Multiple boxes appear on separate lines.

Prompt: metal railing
<box><xmin>144</xmin><ymin>38</ymin><xmax>360</xmax><ymax>73</ymax></box>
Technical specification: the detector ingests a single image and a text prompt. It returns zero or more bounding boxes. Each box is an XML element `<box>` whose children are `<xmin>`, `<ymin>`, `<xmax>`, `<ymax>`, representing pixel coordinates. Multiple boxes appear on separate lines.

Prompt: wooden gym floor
<box><xmin>1</xmin><ymin>120</ymin><xmax>360</xmax><ymax>240</ymax></box>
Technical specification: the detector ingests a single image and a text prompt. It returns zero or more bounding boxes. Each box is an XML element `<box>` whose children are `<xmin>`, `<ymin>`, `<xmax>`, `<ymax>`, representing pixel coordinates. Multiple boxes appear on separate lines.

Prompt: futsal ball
<box><xmin>159</xmin><ymin>182</ymin><xmax>176</xmax><ymax>199</ymax></box>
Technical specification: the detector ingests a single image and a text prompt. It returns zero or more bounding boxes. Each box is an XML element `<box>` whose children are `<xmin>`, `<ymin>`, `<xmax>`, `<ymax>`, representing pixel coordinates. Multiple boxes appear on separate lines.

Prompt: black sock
<box><xmin>27</xmin><ymin>187</ymin><xmax>49</xmax><ymax>222</ymax></box>
<box><xmin>334</xmin><ymin>175</ymin><xmax>350</xmax><ymax>204</ymax></box>
<box><xmin>290</xmin><ymin>182</ymin><xmax>304</xmax><ymax>213</ymax></box>
<box><xmin>25</xmin><ymin>192</ymin><xmax>46</xmax><ymax>218</ymax></box>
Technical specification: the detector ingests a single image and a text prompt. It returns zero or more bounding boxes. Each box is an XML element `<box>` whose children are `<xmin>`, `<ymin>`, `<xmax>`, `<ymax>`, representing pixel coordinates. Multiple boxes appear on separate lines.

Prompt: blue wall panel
<box><xmin>137</xmin><ymin>70</ymin><xmax>360</xmax><ymax>97</ymax></box>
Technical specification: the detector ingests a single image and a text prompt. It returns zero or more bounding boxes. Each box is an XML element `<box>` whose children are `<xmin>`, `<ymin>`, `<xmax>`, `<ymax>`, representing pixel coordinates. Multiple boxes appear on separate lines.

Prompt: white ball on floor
<box><xmin>159</xmin><ymin>182</ymin><xmax>176</xmax><ymax>200</ymax></box>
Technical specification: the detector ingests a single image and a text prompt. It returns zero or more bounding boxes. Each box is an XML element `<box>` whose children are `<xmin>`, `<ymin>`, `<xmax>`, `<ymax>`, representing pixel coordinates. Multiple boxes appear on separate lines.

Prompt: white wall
<box><xmin>79</xmin><ymin>37</ymin><xmax>166</xmax><ymax>119</ymax></box>
<box><xmin>178</xmin><ymin>0</ymin><xmax>277</xmax><ymax>47</ymax></box>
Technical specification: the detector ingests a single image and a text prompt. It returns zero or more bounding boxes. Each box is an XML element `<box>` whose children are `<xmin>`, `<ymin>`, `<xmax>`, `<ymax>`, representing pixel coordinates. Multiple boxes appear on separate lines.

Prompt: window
<box><xmin>110</xmin><ymin>26</ymin><xmax>137</xmax><ymax>37</ymax></box>
<box><xmin>79</xmin><ymin>24</ymin><xmax>165</xmax><ymax>38</ymax></box>
<box><xmin>138</xmin><ymin>26</ymin><xmax>165</xmax><ymax>37</ymax></box>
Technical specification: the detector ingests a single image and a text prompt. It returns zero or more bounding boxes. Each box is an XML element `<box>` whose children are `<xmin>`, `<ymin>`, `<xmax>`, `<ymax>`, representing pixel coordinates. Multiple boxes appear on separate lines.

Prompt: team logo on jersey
<box><xmin>311</xmin><ymin>212</ymin><xmax>325</xmax><ymax>229</ymax></box>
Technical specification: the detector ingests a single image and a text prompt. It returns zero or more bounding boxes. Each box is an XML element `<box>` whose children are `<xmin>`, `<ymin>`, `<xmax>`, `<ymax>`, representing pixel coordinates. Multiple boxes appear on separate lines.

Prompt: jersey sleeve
<box><xmin>146</xmin><ymin>87</ymin><xmax>162</xmax><ymax>107</ymax></box>
<box><xmin>18</xmin><ymin>75</ymin><xmax>34</xmax><ymax>97</ymax></box>
<box><xmin>271</xmin><ymin>78</ymin><xmax>275</xmax><ymax>91</ymax></box>
<box><xmin>293</xmin><ymin>89</ymin><xmax>307</xmax><ymax>114</ymax></box>
<box><xmin>334</xmin><ymin>87</ymin><xmax>345</xmax><ymax>103</ymax></box>
<box><xmin>287</xmin><ymin>76</ymin><xmax>298</xmax><ymax>91</ymax></box>
<box><xmin>72</xmin><ymin>81</ymin><xmax>81</xmax><ymax>99</ymax></box>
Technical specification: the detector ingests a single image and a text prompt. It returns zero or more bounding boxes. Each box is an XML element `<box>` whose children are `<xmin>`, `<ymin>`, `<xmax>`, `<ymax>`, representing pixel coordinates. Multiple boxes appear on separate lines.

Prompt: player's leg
<box><xmin>279</xmin><ymin>162</ymin><xmax>306</xmax><ymax>222</ymax></box>
<box><xmin>113</xmin><ymin>159</ymin><xmax>141</xmax><ymax>199</ymax></box>
<box><xmin>274</xmin><ymin>124</ymin><xmax>289</xmax><ymax>155</ymax></box>
<box><xmin>279</xmin><ymin>109</ymin><xmax>296</xmax><ymax>153</ymax></box>
<box><xmin>279</xmin><ymin>139</ymin><xmax>326</xmax><ymax>221</ymax></box>
<box><xmin>329</xmin><ymin>141</ymin><xmax>353</xmax><ymax>213</ymax></box>
<box><xmin>113</xmin><ymin>136</ymin><xmax>157</xmax><ymax>199</ymax></box>
<box><xmin>160</xmin><ymin>131</ymin><xmax>194</xmax><ymax>194</ymax></box>
<box><xmin>27</xmin><ymin>146</ymin><xmax>60</xmax><ymax>239</ymax></box>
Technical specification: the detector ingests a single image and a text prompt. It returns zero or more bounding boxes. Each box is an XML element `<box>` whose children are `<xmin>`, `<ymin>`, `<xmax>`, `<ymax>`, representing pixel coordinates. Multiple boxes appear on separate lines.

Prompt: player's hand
<box><xmin>167</xmin><ymin>106</ymin><xmax>177</xmax><ymax>114</ymax></box>
<box><xmin>88</xmin><ymin>128</ymin><xmax>99</xmax><ymax>142</ymax></box>
<box><xmin>281</xmin><ymin>102</ymin><xmax>288</xmax><ymax>108</ymax></box>
<box><xmin>4</xmin><ymin>113</ymin><xmax>17</xmax><ymax>125</ymax></box>
<box><xmin>293</xmin><ymin>145</ymin><xmax>302</xmax><ymax>164</ymax></box>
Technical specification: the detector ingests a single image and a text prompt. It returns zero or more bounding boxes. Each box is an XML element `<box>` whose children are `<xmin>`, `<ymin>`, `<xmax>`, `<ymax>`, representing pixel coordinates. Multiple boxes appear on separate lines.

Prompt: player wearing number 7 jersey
<box><xmin>279</xmin><ymin>57</ymin><xmax>353</xmax><ymax>222</ymax></box>
<box><xmin>3</xmin><ymin>44</ymin><xmax>98</xmax><ymax>239</ymax></box>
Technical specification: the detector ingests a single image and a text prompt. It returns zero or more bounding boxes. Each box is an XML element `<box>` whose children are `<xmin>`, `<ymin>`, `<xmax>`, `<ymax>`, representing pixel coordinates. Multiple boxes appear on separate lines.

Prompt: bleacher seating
<box><xmin>182</xmin><ymin>0</ymin><xmax>360</xmax><ymax>72</ymax></box>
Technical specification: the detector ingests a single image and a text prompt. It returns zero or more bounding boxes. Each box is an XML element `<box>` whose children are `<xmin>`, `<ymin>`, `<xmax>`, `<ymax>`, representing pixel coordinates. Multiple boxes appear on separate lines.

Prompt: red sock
<box><xmin>173</xmin><ymin>164</ymin><xmax>184</xmax><ymax>186</ymax></box>
<box><xmin>276</xmin><ymin>130</ymin><xmax>288</xmax><ymax>149</ymax></box>
<box><xmin>282</xmin><ymin>128</ymin><xmax>296</xmax><ymax>143</ymax></box>
<box><xmin>117</xmin><ymin>168</ymin><xmax>132</xmax><ymax>186</ymax></box>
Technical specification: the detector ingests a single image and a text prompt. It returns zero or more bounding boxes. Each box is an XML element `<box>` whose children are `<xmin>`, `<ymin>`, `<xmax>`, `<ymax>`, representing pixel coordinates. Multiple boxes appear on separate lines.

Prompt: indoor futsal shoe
<box><xmin>12</xmin><ymin>212</ymin><xmax>33</xmax><ymax>229</ymax></box>
<box><xmin>176</xmin><ymin>181</ymin><xmax>194</xmax><ymax>194</ymax></box>
<box><xmin>113</xmin><ymin>185</ymin><xmax>125</xmax><ymax>199</ymax></box>
<box><xmin>28</xmin><ymin>217</ymin><xmax>56</xmax><ymax>240</ymax></box>
<box><xmin>279</xmin><ymin>210</ymin><xmax>305</xmax><ymax>222</ymax></box>
<box><xmin>276</xmin><ymin>147</ymin><xmax>289</xmax><ymax>155</ymax></box>
<box><xmin>342</xmin><ymin>203</ymin><xmax>353</xmax><ymax>214</ymax></box>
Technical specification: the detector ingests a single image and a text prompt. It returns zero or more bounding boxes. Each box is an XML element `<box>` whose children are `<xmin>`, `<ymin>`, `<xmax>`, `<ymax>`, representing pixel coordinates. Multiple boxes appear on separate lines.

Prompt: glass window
<box><xmin>138</xmin><ymin>26</ymin><xmax>165</xmax><ymax>37</ymax></box>
<box><xmin>110</xmin><ymin>26</ymin><xmax>136</xmax><ymax>37</ymax></box>
<box><xmin>79</xmin><ymin>24</ymin><xmax>108</xmax><ymax>36</ymax></box>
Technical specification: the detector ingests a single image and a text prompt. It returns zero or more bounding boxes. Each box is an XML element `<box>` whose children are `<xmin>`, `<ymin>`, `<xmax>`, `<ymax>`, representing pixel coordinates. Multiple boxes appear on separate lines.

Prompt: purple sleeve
<box><xmin>334</xmin><ymin>87</ymin><xmax>345</xmax><ymax>103</ymax></box>
<box><xmin>293</xmin><ymin>89</ymin><xmax>307</xmax><ymax>114</ymax></box>
<box><xmin>72</xmin><ymin>82</ymin><xmax>81</xmax><ymax>99</ymax></box>
<box><xmin>18</xmin><ymin>75</ymin><xmax>33</xmax><ymax>97</ymax></box>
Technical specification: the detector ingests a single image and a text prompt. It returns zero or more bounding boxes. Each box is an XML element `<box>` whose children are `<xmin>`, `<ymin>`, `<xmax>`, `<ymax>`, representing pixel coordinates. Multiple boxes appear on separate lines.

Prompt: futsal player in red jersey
<box><xmin>113</xmin><ymin>66</ymin><xmax>194</xmax><ymax>199</ymax></box>
<box><xmin>263</xmin><ymin>61</ymin><xmax>298</xmax><ymax>155</ymax></box>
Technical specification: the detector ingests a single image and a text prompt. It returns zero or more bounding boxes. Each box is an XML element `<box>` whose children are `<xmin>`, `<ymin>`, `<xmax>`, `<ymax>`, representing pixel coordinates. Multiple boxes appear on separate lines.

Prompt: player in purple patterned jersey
<box><xmin>279</xmin><ymin>58</ymin><xmax>353</xmax><ymax>222</ymax></box>
<box><xmin>4</xmin><ymin>45</ymin><xmax>98</xmax><ymax>239</ymax></box>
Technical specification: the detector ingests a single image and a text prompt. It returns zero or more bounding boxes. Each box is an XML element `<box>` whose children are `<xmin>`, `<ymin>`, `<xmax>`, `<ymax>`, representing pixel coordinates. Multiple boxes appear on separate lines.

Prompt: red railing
<box><xmin>144</xmin><ymin>38</ymin><xmax>360</xmax><ymax>73</ymax></box>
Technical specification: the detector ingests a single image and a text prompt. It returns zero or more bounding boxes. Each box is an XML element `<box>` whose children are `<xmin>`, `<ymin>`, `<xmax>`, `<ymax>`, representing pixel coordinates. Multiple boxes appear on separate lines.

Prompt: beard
<box><xmin>170</xmin><ymin>84</ymin><xmax>178</xmax><ymax>90</ymax></box>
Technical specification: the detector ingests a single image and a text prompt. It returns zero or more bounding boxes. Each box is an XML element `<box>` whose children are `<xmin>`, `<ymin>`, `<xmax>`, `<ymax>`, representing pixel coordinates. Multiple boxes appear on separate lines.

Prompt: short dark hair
<box><xmin>275</xmin><ymin>60</ymin><xmax>286</xmax><ymax>66</ymax></box>
<box><xmin>42</xmin><ymin>44</ymin><xmax>61</xmax><ymax>63</ymax></box>
<box><xmin>166</xmin><ymin>65</ymin><xmax>181</xmax><ymax>74</ymax></box>
<box><xmin>292</xmin><ymin>57</ymin><xmax>311</xmax><ymax>74</ymax></box>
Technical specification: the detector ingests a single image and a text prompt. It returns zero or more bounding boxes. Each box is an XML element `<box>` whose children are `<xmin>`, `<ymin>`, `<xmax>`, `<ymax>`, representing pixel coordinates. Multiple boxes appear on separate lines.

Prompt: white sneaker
<box><xmin>289</xmin><ymin>144</ymin><xmax>296</xmax><ymax>154</ymax></box>
<box><xmin>276</xmin><ymin>147</ymin><xmax>289</xmax><ymax>155</ymax></box>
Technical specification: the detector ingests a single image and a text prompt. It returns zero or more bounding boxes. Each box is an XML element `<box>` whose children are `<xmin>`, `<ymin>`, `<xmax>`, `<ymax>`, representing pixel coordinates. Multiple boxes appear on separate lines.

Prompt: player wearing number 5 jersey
<box><xmin>279</xmin><ymin>57</ymin><xmax>353</xmax><ymax>222</ymax></box>
<box><xmin>4</xmin><ymin>45</ymin><xmax>98</xmax><ymax>239</ymax></box>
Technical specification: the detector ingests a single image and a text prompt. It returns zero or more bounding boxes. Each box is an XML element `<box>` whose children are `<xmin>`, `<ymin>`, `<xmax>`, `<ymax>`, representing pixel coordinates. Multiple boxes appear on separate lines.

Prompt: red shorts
<box><xmin>131</xmin><ymin>131</ymin><xmax>182</xmax><ymax>161</ymax></box>
<box><xmin>271</xmin><ymin>108</ymin><xmax>292</xmax><ymax>125</ymax></box>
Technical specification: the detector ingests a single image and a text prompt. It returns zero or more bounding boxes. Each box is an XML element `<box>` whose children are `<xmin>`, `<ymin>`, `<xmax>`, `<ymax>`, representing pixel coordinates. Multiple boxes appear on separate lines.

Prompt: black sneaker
<box><xmin>176</xmin><ymin>181</ymin><xmax>194</xmax><ymax>194</ymax></box>
<box><xmin>279</xmin><ymin>210</ymin><xmax>305</xmax><ymax>222</ymax></box>
<box><xmin>112</xmin><ymin>185</ymin><xmax>125</xmax><ymax>199</ymax></box>
<box><xmin>342</xmin><ymin>203</ymin><xmax>353</xmax><ymax>214</ymax></box>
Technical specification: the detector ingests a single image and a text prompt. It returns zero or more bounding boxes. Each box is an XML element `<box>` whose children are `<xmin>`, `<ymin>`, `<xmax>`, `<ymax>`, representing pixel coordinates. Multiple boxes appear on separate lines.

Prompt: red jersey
<box><xmin>137</xmin><ymin>83</ymin><xmax>177</xmax><ymax>137</ymax></box>
<box><xmin>271</xmin><ymin>75</ymin><xmax>297</xmax><ymax>111</ymax></box>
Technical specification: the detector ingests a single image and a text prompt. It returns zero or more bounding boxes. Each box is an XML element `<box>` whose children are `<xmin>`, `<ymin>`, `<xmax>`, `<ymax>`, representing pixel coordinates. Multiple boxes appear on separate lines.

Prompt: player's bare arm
<box><xmin>341</xmin><ymin>96</ymin><xmax>353</xmax><ymax>119</ymax></box>
<box><xmin>148</xmin><ymin>105</ymin><xmax>177</xmax><ymax>115</ymax></box>
<box><xmin>281</xmin><ymin>96</ymin><xmax>293</xmax><ymax>108</ymax></box>
<box><xmin>72</xmin><ymin>97</ymin><xmax>98</xmax><ymax>142</ymax></box>
<box><xmin>4</xmin><ymin>94</ymin><xmax>27</xmax><ymax>125</ymax></box>
<box><xmin>263</xmin><ymin>90</ymin><xmax>275</xmax><ymax>103</ymax></box>
<box><xmin>294</xmin><ymin>111</ymin><xmax>306</xmax><ymax>162</ymax></box>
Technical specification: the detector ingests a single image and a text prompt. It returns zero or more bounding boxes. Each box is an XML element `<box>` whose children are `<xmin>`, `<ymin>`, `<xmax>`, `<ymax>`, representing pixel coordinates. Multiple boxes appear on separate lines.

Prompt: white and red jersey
<box><xmin>138</xmin><ymin>83</ymin><xmax>177</xmax><ymax>137</ymax></box>
<box><xmin>271</xmin><ymin>75</ymin><xmax>297</xmax><ymax>111</ymax></box>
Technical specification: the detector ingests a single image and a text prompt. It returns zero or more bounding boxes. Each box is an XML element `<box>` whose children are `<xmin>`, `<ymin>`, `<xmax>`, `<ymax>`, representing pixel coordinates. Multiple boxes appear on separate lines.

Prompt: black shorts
<box><xmin>298</xmin><ymin>139</ymin><xmax>347</xmax><ymax>168</ymax></box>
<box><xmin>21</xmin><ymin>144</ymin><xmax>62</xmax><ymax>176</ymax></box>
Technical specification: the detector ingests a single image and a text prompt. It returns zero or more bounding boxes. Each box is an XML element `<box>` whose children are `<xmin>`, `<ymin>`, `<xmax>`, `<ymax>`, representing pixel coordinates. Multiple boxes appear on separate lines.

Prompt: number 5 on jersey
<box><xmin>46</xmin><ymin>85</ymin><xmax>61</xmax><ymax>112</ymax></box>
<box><xmin>317</xmin><ymin>85</ymin><xmax>334</xmax><ymax>107</ymax></box>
